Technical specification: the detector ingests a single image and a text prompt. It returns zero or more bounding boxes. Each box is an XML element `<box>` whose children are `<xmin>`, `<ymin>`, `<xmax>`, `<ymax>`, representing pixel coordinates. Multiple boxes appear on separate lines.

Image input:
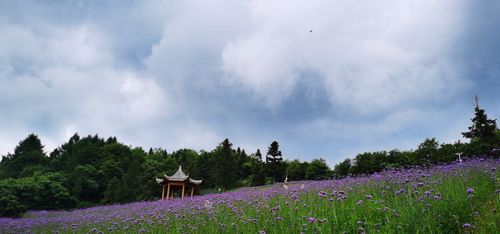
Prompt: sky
<box><xmin>0</xmin><ymin>0</ymin><xmax>499</xmax><ymax>166</ymax></box>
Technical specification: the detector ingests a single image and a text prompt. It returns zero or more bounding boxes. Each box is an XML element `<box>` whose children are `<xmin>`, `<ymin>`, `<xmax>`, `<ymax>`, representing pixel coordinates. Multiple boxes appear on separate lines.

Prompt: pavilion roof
<box><xmin>156</xmin><ymin>165</ymin><xmax>202</xmax><ymax>185</ymax></box>
<box><xmin>166</xmin><ymin>165</ymin><xmax>189</xmax><ymax>181</ymax></box>
<box><xmin>189</xmin><ymin>178</ymin><xmax>202</xmax><ymax>185</ymax></box>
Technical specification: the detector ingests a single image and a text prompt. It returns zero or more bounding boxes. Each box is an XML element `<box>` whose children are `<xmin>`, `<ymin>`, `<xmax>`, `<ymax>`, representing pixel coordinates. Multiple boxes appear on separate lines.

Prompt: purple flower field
<box><xmin>1</xmin><ymin>157</ymin><xmax>498</xmax><ymax>233</ymax></box>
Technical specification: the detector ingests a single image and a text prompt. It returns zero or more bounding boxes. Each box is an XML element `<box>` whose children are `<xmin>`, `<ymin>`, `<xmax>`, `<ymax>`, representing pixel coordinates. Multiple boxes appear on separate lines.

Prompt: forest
<box><xmin>0</xmin><ymin>103</ymin><xmax>498</xmax><ymax>217</ymax></box>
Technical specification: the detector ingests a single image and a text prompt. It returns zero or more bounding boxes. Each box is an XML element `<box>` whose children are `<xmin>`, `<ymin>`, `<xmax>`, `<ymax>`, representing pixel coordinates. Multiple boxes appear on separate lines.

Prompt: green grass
<box><xmin>4</xmin><ymin>160</ymin><xmax>499</xmax><ymax>234</ymax></box>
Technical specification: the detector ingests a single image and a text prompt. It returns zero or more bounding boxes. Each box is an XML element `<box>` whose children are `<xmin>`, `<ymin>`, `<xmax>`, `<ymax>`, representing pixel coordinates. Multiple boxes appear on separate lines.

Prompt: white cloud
<box><xmin>222</xmin><ymin>0</ymin><xmax>469</xmax><ymax>111</ymax></box>
<box><xmin>0</xmin><ymin>20</ymin><xmax>111</xmax><ymax>69</ymax></box>
<box><xmin>47</xmin><ymin>25</ymin><xmax>112</xmax><ymax>68</ymax></box>
<box><xmin>0</xmin><ymin>17</ymin><xmax>168</xmax><ymax>155</ymax></box>
<box><xmin>145</xmin><ymin>0</ymin><xmax>252</xmax><ymax>94</ymax></box>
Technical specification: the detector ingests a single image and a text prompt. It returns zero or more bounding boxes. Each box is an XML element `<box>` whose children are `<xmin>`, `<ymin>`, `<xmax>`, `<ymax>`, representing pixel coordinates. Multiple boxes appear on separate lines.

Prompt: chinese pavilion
<box><xmin>156</xmin><ymin>166</ymin><xmax>202</xmax><ymax>200</ymax></box>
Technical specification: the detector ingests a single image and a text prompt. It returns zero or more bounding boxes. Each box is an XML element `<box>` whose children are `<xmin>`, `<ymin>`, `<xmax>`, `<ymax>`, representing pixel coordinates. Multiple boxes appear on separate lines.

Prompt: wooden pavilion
<box><xmin>156</xmin><ymin>166</ymin><xmax>202</xmax><ymax>200</ymax></box>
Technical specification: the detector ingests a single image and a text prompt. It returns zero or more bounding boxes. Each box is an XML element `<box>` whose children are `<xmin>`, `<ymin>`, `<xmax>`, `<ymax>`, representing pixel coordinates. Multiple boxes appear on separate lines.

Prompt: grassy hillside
<box><xmin>1</xmin><ymin>157</ymin><xmax>498</xmax><ymax>233</ymax></box>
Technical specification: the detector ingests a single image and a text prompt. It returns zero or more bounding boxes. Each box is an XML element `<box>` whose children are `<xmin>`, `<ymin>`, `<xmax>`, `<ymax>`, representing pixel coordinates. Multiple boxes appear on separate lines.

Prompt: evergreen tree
<box><xmin>1</xmin><ymin>134</ymin><xmax>46</xmax><ymax>178</ymax></box>
<box><xmin>462</xmin><ymin>97</ymin><xmax>498</xmax><ymax>142</ymax></box>
<box><xmin>14</xmin><ymin>134</ymin><xmax>44</xmax><ymax>156</ymax></box>
<box><xmin>266</xmin><ymin>141</ymin><xmax>284</xmax><ymax>182</ymax></box>
<box><xmin>255</xmin><ymin>149</ymin><xmax>262</xmax><ymax>161</ymax></box>
<box><xmin>212</xmin><ymin>139</ymin><xmax>237</xmax><ymax>189</ymax></box>
<box><xmin>266</xmin><ymin>141</ymin><xmax>282</xmax><ymax>163</ymax></box>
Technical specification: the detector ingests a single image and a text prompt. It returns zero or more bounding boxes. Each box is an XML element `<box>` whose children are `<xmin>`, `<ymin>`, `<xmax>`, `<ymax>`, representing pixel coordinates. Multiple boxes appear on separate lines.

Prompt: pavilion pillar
<box><xmin>182</xmin><ymin>184</ymin><xmax>185</xmax><ymax>199</ymax></box>
<box><xmin>162</xmin><ymin>185</ymin><xmax>165</xmax><ymax>200</ymax></box>
<box><xmin>166</xmin><ymin>183</ymin><xmax>171</xmax><ymax>200</ymax></box>
<box><xmin>191</xmin><ymin>187</ymin><xmax>194</xmax><ymax>197</ymax></box>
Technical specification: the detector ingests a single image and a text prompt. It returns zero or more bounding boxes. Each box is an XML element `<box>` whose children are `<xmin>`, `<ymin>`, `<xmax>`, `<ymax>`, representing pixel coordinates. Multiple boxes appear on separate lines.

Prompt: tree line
<box><xmin>333</xmin><ymin>100</ymin><xmax>500</xmax><ymax>177</ymax></box>
<box><xmin>0</xmin><ymin>135</ymin><xmax>331</xmax><ymax>217</ymax></box>
<box><xmin>0</xmin><ymin>99</ymin><xmax>498</xmax><ymax>217</ymax></box>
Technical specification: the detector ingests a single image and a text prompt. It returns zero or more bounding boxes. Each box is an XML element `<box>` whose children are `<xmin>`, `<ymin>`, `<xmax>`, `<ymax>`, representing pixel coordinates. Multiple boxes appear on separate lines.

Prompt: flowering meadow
<box><xmin>1</xmin><ymin>158</ymin><xmax>498</xmax><ymax>234</ymax></box>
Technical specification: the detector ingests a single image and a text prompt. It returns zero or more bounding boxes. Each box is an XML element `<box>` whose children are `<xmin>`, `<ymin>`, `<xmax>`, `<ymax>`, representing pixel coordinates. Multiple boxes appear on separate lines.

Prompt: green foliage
<box><xmin>286</xmin><ymin>159</ymin><xmax>307</xmax><ymax>181</ymax></box>
<box><xmin>0</xmin><ymin>172</ymin><xmax>75</xmax><ymax>217</ymax></box>
<box><xmin>349</xmin><ymin>151</ymin><xmax>388</xmax><ymax>175</ymax></box>
<box><xmin>0</xmin><ymin>134</ymin><xmax>46</xmax><ymax>179</ymax></box>
<box><xmin>333</xmin><ymin>159</ymin><xmax>351</xmax><ymax>178</ymax></box>
<box><xmin>0</xmin><ymin>180</ymin><xmax>26</xmax><ymax>217</ymax></box>
<box><xmin>415</xmin><ymin>138</ymin><xmax>439</xmax><ymax>164</ymax></box>
<box><xmin>305</xmin><ymin>158</ymin><xmax>331</xmax><ymax>180</ymax></box>
<box><xmin>69</xmin><ymin>164</ymin><xmax>101</xmax><ymax>203</ymax></box>
<box><xmin>266</xmin><ymin>141</ymin><xmax>285</xmax><ymax>183</ymax></box>
<box><xmin>212</xmin><ymin>139</ymin><xmax>237</xmax><ymax>189</ymax></box>
<box><xmin>254</xmin><ymin>149</ymin><xmax>262</xmax><ymax>161</ymax></box>
<box><xmin>462</xmin><ymin>101</ymin><xmax>498</xmax><ymax>142</ymax></box>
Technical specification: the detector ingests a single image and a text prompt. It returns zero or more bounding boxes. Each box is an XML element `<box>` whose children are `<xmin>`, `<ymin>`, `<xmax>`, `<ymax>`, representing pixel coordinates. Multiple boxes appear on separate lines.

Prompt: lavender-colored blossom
<box><xmin>395</xmin><ymin>189</ymin><xmax>406</xmax><ymax>195</ymax></box>
<box><xmin>462</xmin><ymin>223</ymin><xmax>474</xmax><ymax>228</ymax></box>
<box><xmin>467</xmin><ymin>188</ymin><xmax>474</xmax><ymax>194</ymax></box>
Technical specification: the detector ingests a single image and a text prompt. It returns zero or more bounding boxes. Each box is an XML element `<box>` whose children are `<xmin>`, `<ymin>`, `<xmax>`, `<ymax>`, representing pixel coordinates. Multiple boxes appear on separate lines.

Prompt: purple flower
<box><xmin>467</xmin><ymin>188</ymin><xmax>474</xmax><ymax>194</ymax></box>
<box><xmin>357</xmin><ymin>200</ymin><xmax>363</xmax><ymax>205</ymax></box>
<box><xmin>259</xmin><ymin>231</ymin><xmax>266</xmax><ymax>234</ymax></box>
<box><xmin>395</xmin><ymin>189</ymin><xmax>406</xmax><ymax>195</ymax></box>
<box><xmin>307</xmin><ymin>217</ymin><xmax>316</xmax><ymax>223</ymax></box>
<box><xmin>462</xmin><ymin>223</ymin><xmax>474</xmax><ymax>228</ymax></box>
<box><xmin>365</xmin><ymin>195</ymin><xmax>373</xmax><ymax>199</ymax></box>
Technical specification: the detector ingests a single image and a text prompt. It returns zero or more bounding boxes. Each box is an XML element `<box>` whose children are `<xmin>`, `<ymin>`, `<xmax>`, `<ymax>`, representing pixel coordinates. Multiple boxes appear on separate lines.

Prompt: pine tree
<box><xmin>212</xmin><ymin>139</ymin><xmax>236</xmax><ymax>189</ymax></box>
<box><xmin>2</xmin><ymin>134</ymin><xmax>46</xmax><ymax>178</ymax></box>
<box><xmin>266</xmin><ymin>141</ymin><xmax>282</xmax><ymax>163</ymax></box>
<box><xmin>266</xmin><ymin>141</ymin><xmax>284</xmax><ymax>183</ymax></box>
<box><xmin>14</xmin><ymin>134</ymin><xmax>44</xmax><ymax>156</ymax></box>
<box><xmin>462</xmin><ymin>96</ymin><xmax>498</xmax><ymax>142</ymax></box>
<box><xmin>255</xmin><ymin>149</ymin><xmax>262</xmax><ymax>161</ymax></box>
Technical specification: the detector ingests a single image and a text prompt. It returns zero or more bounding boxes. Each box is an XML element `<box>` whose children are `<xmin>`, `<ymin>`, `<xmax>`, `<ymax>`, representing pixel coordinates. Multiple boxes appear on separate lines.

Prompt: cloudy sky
<box><xmin>1</xmin><ymin>0</ymin><xmax>499</xmax><ymax>166</ymax></box>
